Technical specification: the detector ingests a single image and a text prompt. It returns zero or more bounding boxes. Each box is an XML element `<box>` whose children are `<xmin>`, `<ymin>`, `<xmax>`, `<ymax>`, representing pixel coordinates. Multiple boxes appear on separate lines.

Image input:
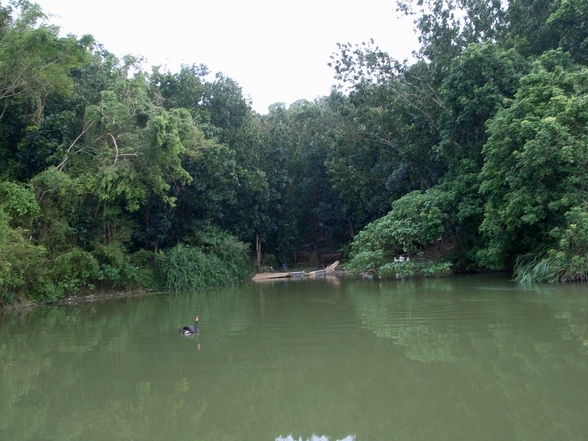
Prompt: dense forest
<box><xmin>2</xmin><ymin>0</ymin><xmax>588</xmax><ymax>306</ymax></box>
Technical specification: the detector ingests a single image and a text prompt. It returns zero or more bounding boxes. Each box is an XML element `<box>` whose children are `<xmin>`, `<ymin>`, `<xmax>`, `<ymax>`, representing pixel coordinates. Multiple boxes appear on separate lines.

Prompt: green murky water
<box><xmin>1</xmin><ymin>274</ymin><xmax>588</xmax><ymax>440</ymax></box>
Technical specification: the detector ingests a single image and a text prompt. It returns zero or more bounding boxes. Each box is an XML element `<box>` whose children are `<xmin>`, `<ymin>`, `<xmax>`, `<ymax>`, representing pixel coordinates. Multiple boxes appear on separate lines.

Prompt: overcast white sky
<box><xmin>33</xmin><ymin>0</ymin><xmax>419</xmax><ymax>113</ymax></box>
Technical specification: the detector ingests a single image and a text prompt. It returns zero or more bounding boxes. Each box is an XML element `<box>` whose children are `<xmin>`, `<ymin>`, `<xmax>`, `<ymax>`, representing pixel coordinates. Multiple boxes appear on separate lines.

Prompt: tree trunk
<box><xmin>256</xmin><ymin>234</ymin><xmax>262</xmax><ymax>272</ymax></box>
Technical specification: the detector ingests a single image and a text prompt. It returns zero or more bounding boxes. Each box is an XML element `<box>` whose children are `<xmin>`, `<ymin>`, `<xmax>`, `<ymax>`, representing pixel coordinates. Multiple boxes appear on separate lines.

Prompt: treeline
<box><xmin>336</xmin><ymin>0</ymin><xmax>588</xmax><ymax>283</ymax></box>
<box><xmin>2</xmin><ymin>0</ymin><xmax>588</xmax><ymax>306</ymax></box>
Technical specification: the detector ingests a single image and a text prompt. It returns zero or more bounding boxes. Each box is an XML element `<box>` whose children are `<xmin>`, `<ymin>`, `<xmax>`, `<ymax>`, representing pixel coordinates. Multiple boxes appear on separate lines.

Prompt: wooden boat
<box><xmin>252</xmin><ymin>272</ymin><xmax>292</xmax><ymax>282</ymax></box>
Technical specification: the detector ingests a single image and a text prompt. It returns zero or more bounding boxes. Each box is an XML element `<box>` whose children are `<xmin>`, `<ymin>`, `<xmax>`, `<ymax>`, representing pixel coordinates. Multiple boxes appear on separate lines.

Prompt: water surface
<box><xmin>1</xmin><ymin>274</ymin><xmax>587</xmax><ymax>440</ymax></box>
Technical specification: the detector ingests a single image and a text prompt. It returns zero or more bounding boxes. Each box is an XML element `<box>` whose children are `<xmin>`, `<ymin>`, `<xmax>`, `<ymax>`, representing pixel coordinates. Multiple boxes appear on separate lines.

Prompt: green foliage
<box><xmin>435</xmin><ymin>44</ymin><xmax>528</xmax><ymax>264</ymax></box>
<box><xmin>177</xmin><ymin>143</ymin><xmax>239</xmax><ymax>226</ymax></box>
<box><xmin>52</xmin><ymin>248</ymin><xmax>100</xmax><ymax>295</ymax></box>
<box><xmin>0</xmin><ymin>180</ymin><xmax>40</xmax><ymax>228</ymax></box>
<box><xmin>203</xmin><ymin>72</ymin><xmax>252</xmax><ymax>144</ymax></box>
<box><xmin>149</xmin><ymin>63</ymin><xmax>209</xmax><ymax>117</ymax></box>
<box><xmin>346</xmin><ymin>189</ymin><xmax>450</xmax><ymax>277</ymax></box>
<box><xmin>479</xmin><ymin>50</ymin><xmax>588</xmax><ymax>268</ymax></box>
<box><xmin>156</xmin><ymin>228</ymin><xmax>250</xmax><ymax>292</ymax></box>
<box><xmin>545</xmin><ymin>0</ymin><xmax>588</xmax><ymax>65</ymax></box>
<box><xmin>4</xmin><ymin>0</ymin><xmax>588</xmax><ymax>306</ymax></box>
<box><xmin>156</xmin><ymin>235</ymin><xmax>251</xmax><ymax>292</ymax></box>
<box><xmin>128</xmin><ymin>249</ymin><xmax>159</xmax><ymax>290</ymax></box>
<box><xmin>506</xmin><ymin>0</ymin><xmax>588</xmax><ymax>63</ymax></box>
<box><xmin>0</xmin><ymin>1</ymin><xmax>90</xmax><ymax>179</ymax></box>
<box><xmin>91</xmin><ymin>241</ymin><xmax>137</xmax><ymax>289</ymax></box>
<box><xmin>187</xmin><ymin>225</ymin><xmax>252</xmax><ymax>279</ymax></box>
<box><xmin>60</xmin><ymin>76</ymin><xmax>202</xmax><ymax>213</ymax></box>
<box><xmin>0</xmin><ymin>0</ymin><xmax>90</xmax><ymax>107</ymax></box>
<box><xmin>258</xmin><ymin>98</ymin><xmax>349</xmax><ymax>257</ymax></box>
<box><xmin>439</xmin><ymin>44</ymin><xmax>526</xmax><ymax>170</ymax></box>
<box><xmin>379</xmin><ymin>259</ymin><xmax>453</xmax><ymax>278</ymax></box>
<box><xmin>0</xmin><ymin>207</ymin><xmax>57</xmax><ymax>304</ymax></box>
<box><xmin>329</xmin><ymin>51</ymin><xmax>445</xmax><ymax>205</ymax></box>
<box><xmin>514</xmin><ymin>206</ymin><xmax>588</xmax><ymax>282</ymax></box>
<box><xmin>29</xmin><ymin>167</ymin><xmax>83</xmax><ymax>253</ymax></box>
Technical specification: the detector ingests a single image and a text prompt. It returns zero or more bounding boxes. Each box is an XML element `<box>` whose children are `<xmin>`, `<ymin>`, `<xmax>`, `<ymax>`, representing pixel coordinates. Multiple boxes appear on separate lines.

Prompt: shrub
<box><xmin>0</xmin><ymin>209</ymin><xmax>58</xmax><ymax>304</ymax></box>
<box><xmin>347</xmin><ymin>189</ymin><xmax>451</xmax><ymax>277</ymax></box>
<box><xmin>52</xmin><ymin>248</ymin><xmax>100</xmax><ymax>295</ymax></box>
<box><xmin>514</xmin><ymin>206</ymin><xmax>588</xmax><ymax>282</ymax></box>
<box><xmin>129</xmin><ymin>249</ymin><xmax>159</xmax><ymax>290</ymax></box>
<box><xmin>92</xmin><ymin>242</ymin><xmax>136</xmax><ymax>289</ymax></box>
<box><xmin>185</xmin><ymin>225</ymin><xmax>251</xmax><ymax>281</ymax></box>
<box><xmin>0</xmin><ymin>181</ymin><xmax>40</xmax><ymax>229</ymax></box>
<box><xmin>157</xmin><ymin>229</ymin><xmax>251</xmax><ymax>292</ymax></box>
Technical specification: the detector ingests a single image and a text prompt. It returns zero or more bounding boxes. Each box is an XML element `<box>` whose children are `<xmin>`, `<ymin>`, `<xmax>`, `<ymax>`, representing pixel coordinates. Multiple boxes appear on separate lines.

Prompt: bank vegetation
<box><xmin>2</xmin><ymin>0</ymin><xmax>588</xmax><ymax>307</ymax></box>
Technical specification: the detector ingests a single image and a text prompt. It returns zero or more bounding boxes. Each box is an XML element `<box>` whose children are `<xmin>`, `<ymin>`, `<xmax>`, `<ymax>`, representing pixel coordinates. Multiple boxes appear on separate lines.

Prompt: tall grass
<box><xmin>514</xmin><ymin>252</ymin><xmax>588</xmax><ymax>283</ymax></box>
<box><xmin>156</xmin><ymin>239</ymin><xmax>251</xmax><ymax>292</ymax></box>
<box><xmin>514</xmin><ymin>253</ymin><xmax>558</xmax><ymax>283</ymax></box>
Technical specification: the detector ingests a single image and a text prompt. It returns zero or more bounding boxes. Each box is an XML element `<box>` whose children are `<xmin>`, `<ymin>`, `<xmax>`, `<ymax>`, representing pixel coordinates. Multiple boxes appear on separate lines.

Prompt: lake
<box><xmin>1</xmin><ymin>273</ymin><xmax>587</xmax><ymax>441</ymax></box>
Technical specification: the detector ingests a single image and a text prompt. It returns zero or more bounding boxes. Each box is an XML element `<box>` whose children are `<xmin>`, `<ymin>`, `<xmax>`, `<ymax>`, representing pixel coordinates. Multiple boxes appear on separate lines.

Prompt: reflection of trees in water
<box><xmin>0</xmin><ymin>287</ymin><xmax>257</xmax><ymax>441</ymax></box>
<box><xmin>346</xmin><ymin>276</ymin><xmax>588</xmax><ymax>440</ymax></box>
<box><xmin>2</xmin><ymin>277</ymin><xmax>588</xmax><ymax>440</ymax></box>
<box><xmin>347</xmin><ymin>276</ymin><xmax>588</xmax><ymax>360</ymax></box>
<box><xmin>0</xmin><ymin>331</ymin><xmax>53</xmax><ymax>440</ymax></box>
<box><xmin>276</xmin><ymin>436</ymin><xmax>356</xmax><ymax>441</ymax></box>
<box><xmin>349</xmin><ymin>278</ymin><xmax>465</xmax><ymax>362</ymax></box>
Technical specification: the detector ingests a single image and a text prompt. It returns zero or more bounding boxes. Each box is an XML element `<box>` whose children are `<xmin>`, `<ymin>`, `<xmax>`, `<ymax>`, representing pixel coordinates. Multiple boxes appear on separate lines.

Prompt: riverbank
<box><xmin>1</xmin><ymin>266</ymin><xmax>353</xmax><ymax>311</ymax></box>
<box><xmin>0</xmin><ymin>288</ymin><xmax>164</xmax><ymax>312</ymax></box>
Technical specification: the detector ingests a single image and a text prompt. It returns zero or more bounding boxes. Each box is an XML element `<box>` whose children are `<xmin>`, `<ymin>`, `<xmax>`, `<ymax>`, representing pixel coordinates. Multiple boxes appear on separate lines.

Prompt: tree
<box><xmin>346</xmin><ymin>189</ymin><xmax>452</xmax><ymax>277</ymax></box>
<box><xmin>0</xmin><ymin>0</ymin><xmax>91</xmax><ymax>178</ymax></box>
<box><xmin>328</xmin><ymin>43</ymin><xmax>445</xmax><ymax>231</ymax></box>
<box><xmin>0</xmin><ymin>1</ymin><xmax>90</xmax><ymax>112</ymax></box>
<box><xmin>505</xmin><ymin>0</ymin><xmax>563</xmax><ymax>59</ymax></box>
<box><xmin>436</xmin><ymin>44</ymin><xmax>526</xmax><ymax>261</ymax></box>
<box><xmin>545</xmin><ymin>0</ymin><xmax>588</xmax><ymax>65</ymax></box>
<box><xmin>514</xmin><ymin>205</ymin><xmax>588</xmax><ymax>282</ymax></box>
<box><xmin>479</xmin><ymin>50</ymin><xmax>588</xmax><ymax>268</ymax></box>
<box><xmin>60</xmin><ymin>76</ymin><xmax>201</xmax><ymax>213</ymax></box>
<box><xmin>202</xmin><ymin>72</ymin><xmax>252</xmax><ymax>145</ymax></box>
<box><xmin>149</xmin><ymin>63</ymin><xmax>209</xmax><ymax>122</ymax></box>
<box><xmin>396</xmin><ymin>0</ymin><xmax>506</xmax><ymax>80</ymax></box>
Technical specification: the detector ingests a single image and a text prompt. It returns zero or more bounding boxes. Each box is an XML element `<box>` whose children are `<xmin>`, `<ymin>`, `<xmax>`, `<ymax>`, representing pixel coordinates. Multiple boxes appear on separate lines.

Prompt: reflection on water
<box><xmin>276</xmin><ymin>435</ymin><xmax>355</xmax><ymax>441</ymax></box>
<box><xmin>1</xmin><ymin>275</ymin><xmax>588</xmax><ymax>440</ymax></box>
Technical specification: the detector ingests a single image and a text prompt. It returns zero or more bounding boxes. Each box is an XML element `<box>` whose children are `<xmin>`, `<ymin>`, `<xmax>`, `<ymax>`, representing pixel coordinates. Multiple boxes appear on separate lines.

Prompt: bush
<box><xmin>514</xmin><ymin>206</ymin><xmax>588</xmax><ymax>282</ymax></box>
<box><xmin>0</xmin><ymin>181</ymin><xmax>40</xmax><ymax>229</ymax></box>
<box><xmin>185</xmin><ymin>225</ymin><xmax>251</xmax><ymax>281</ymax></box>
<box><xmin>52</xmin><ymin>248</ymin><xmax>100</xmax><ymax>295</ymax></box>
<box><xmin>157</xmin><ymin>230</ymin><xmax>251</xmax><ymax>292</ymax></box>
<box><xmin>379</xmin><ymin>258</ymin><xmax>453</xmax><ymax>279</ymax></box>
<box><xmin>129</xmin><ymin>249</ymin><xmax>159</xmax><ymax>290</ymax></box>
<box><xmin>347</xmin><ymin>189</ymin><xmax>451</xmax><ymax>277</ymax></box>
<box><xmin>92</xmin><ymin>242</ymin><xmax>136</xmax><ymax>289</ymax></box>
<box><xmin>0</xmin><ymin>209</ymin><xmax>59</xmax><ymax>304</ymax></box>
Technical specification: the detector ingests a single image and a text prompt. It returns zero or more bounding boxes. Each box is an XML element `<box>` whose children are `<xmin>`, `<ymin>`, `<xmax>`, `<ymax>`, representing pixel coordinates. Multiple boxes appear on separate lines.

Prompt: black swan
<box><xmin>180</xmin><ymin>315</ymin><xmax>200</xmax><ymax>335</ymax></box>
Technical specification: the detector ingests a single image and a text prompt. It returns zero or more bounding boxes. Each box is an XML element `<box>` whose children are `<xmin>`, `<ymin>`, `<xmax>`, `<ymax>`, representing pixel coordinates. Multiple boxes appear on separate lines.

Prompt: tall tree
<box><xmin>544</xmin><ymin>0</ymin><xmax>588</xmax><ymax>65</ymax></box>
<box><xmin>436</xmin><ymin>44</ymin><xmax>527</xmax><ymax>260</ymax></box>
<box><xmin>203</xmin><ymin>72</ymin><xmax>252</xmax><ymax>145</ymax></box>
<box><xmin>479</xmin><ymin>50</ymin><xmax>588</xmax><ymax>268</ymax></box>
<box><xmin>0</xmin><ymin>0</ymin><xmax>91</xmax><ymax>178</ymax></box>
<box><xmin>329</xmin><ymin>43</ymin><xmax>445</xmax><ymax>226</ymax></box>
<box><xmin>149</xmin><ymin>64</ymin><xmax>209</xmax><ymax>120</ymax></box>
<box><xmin>0</xmin><ymin>0</ymin><xmax>90</xmax><ymax>113</ymax></box>
<box><xmin>396</xmin><ymin>0</ymin><xmax>506</xmax><ymax>80</ymax></box>
<box><xmin>52</xmin><ymin>74</ymin><xmax>206</xmax><ymax>247</ymax></box>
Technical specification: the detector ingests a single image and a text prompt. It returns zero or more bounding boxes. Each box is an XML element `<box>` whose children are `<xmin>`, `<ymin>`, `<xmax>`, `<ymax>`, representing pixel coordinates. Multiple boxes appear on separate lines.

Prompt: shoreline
<box><xmin>0</xmin><ymin>288</ymin><xmax>162</xmax><ymax>312</ymax></box>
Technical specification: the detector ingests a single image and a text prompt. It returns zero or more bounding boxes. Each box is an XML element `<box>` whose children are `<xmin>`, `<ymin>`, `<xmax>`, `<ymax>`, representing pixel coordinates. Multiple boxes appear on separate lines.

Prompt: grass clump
<box><xmin>156</xmin><ymin>228</ymin><xmax>251</xmax><ymax>292</ymax></box>
<box><xmin>514</xmin><ymin>206</ymin><xmax>588</xmax><ymax>283</ymax></box>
